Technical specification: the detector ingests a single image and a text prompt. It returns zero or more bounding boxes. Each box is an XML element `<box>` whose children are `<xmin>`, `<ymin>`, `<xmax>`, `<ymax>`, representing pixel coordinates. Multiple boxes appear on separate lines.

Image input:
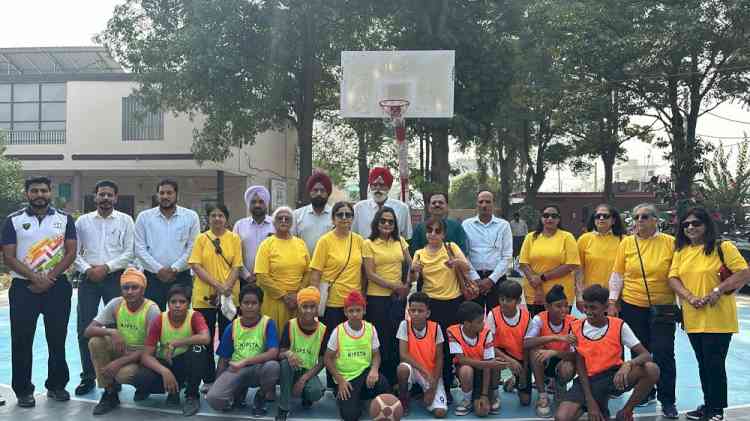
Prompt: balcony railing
<box><xmin>5</xmin><ymin>130</ymin><xmax>66</xmax><ymax>145</ymax></box>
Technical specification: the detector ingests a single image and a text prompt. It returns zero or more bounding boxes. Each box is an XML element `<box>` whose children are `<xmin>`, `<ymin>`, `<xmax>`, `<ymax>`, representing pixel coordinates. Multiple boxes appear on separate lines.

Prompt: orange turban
<box><xmin>297</xmin><ymin>287</ymin><xmax>321</xmax><ymax>305</ymax></box>
<box><xmin>344</xmin><ymin>290</ymin><xmax>367</xmax><ymax>309</ymax></box>
<box><xmin>120</xmin><ymin>268</ymin><xmax>147</xmax><ymax>288</ymax></box>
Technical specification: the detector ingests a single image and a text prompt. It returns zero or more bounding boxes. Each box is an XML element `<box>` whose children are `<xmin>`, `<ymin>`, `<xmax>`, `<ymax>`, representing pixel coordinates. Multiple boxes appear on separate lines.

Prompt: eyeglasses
<box><xmin>276</xmin><ymin>215</ymin><xmax>291</xmax><ymax>222</ymax></box>
<box><xmin>379</xmin><ymin>218</ymin><xmax>395</xmax><ymax>225</ymax></box>
<box><xmin>335</xmin><ymin>212</ymin><xmax>353</xmax><ymax>219</ymax></box>
<box><xmin>635</xmin><ymin>214</ymin><xmax>653</xmax><ymax>221</ymax></box>
<box><xmin>594</xmin><ymin>213</ymin><xmax>611</xmax><ymax>220</ymax></box>
<box><xmin>426</xmin><ymin>227</ymin><xmax>443</xmax><ymax>234</ymax></box>
<box><xmin>541</xmin><ymin>213</ymin><xmax>560</xmax><ymax>219</ymax></box>
<box><xmin>681</xmin><ymin>220</ymin><xmax>704</xmax><ymax>229</ymax></box>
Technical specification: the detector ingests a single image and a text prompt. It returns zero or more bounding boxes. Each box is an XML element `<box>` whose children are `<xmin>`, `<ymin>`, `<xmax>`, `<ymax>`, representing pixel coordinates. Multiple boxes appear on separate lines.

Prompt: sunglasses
<box><xmin>541</xmin><ymin>213</ymin><xmax>560</xmax><ymax>219</ymax></box>
<box><xmin>335</xmin><ymin>212</ymin><xmax>353</xmax><ymax>219</ymax></box>
<box><xmin>635</xmin><ymin>214</ymin><xmax>653</xmax><ymax>221</ymax></box>
<box><xmin>594</xmin><ymin>213</ymin><xmax>611</xmax><ymax>220</ymax></box>
<box><xmin>681</xmin><ymin>220</ymin><xmax>704</xmax><ymax>229</ymax></box>
<box><xmin>379</xmin><ymin>218</ymin><xmax>395</xmax><ymax>225</ymax></box>
<box><xmin>426</xmin><ymin>227</ymin><xmax>443</xmax><ymax>234</ymax></box>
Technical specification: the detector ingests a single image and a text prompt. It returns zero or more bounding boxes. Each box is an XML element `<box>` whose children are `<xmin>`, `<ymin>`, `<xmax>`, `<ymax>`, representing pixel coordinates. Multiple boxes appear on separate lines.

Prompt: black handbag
<box><xmin>634</xmin><ymin>236</ymin><xmax>683</xmax><ymax>325</ymax></box>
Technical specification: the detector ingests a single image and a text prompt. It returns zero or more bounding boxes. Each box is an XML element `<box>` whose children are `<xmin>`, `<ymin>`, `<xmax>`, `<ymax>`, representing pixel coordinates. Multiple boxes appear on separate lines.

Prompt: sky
<box><xmin>3</xmin><ymin>1</ymin><xmax>749</xmax><ymax>191</ymax></box>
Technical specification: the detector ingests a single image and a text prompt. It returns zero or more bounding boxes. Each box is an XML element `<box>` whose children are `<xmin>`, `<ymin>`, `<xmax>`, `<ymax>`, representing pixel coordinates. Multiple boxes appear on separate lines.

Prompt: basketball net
<box><xmin>380</xmin><ymin>99</ymin><xmax>410</xmax><ymax>203</ymax></box>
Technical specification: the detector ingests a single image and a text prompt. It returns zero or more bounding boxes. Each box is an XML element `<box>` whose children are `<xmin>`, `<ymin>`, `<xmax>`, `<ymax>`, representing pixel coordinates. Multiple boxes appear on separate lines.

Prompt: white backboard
<box><xmin>340</xmin><ymin>50</ymin><xmax>455</xmax><ymax>119</ymax></box>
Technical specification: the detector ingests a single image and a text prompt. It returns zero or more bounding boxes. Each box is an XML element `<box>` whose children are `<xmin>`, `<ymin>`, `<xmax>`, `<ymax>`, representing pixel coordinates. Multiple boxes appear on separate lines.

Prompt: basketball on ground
<box><xmin>370</xmin><ymin>393</ymin><xmax>403</xmax><ymax>421</ymax></box>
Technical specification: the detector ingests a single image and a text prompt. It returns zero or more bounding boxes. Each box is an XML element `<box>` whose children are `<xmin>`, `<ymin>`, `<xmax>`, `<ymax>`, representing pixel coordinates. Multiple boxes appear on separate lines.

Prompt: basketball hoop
<box><xmin>379</xmin><ymin>99</ymin><xmax>410</xmax><ymax>129</ymax></box>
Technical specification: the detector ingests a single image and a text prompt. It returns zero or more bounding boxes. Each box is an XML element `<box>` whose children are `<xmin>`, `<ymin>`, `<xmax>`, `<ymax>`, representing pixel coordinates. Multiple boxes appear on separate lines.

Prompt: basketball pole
<box><xmin>395</xmin><ymin>122</ymin><xmax>408</xmax><ymax>203</ymax></box>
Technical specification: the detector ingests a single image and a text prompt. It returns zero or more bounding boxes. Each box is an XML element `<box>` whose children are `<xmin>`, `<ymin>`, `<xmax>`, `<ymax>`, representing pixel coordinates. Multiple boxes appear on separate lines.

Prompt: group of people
<box><xmin>1</xmin><ymin>169</ymin><xmax>748</xmax><ymax>421</ymax></box>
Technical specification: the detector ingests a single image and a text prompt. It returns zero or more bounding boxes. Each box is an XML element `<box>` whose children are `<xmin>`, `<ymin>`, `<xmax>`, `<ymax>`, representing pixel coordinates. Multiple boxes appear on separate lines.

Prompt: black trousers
<box><xmin>428</xmin><ymin>296</ymin><xmax>464</xmax><ymax>395</ymax></box>
<box><xmin>337</xmin><ymin>368</ymin><xmax>390</xmax><ymax>421</ymax></box>
<box><xmin>620</xmin><ymin>301</ymin><xmax>676</xmax><ymax>406</ymax></box>
<box><xmin>512</xmin><ymin>236</ymin><xmax>524</xmax><ymax>257</ymax></box>
<box><xmin>688</xmin><ymin>332</ymin><xmax>732</xmax><ymax>412</ymax></box>
<box><xmin>365</xmin><ymin>295</ymin><xmax>404</xmax><ymax>386</ymax></box>
<box><xmin>144</xmin><ymin>270</ymin><xmax>193</xmax><ymax>311</ymax></box>
<box><xmin>196</xmin><ymin>307</ymin><xmax>232</xmax><ymax>383</ymax></box>
<box><xmin>77</xmin><ymin>270</ymin><xmax>123</xmax><ymax>382</ymax></box>
<box><xmin>9</xmin><ymin>277</ymin><xmax>72</xmax><ymax>397</ymax></box>
<box><xmin>472</xmin><ymin>272</ymin><xmax>503</xmax><ymax>313</ymax></box>
<box><xmin>134</xmin><ymin>345</ymin><xmax>208</xmax><ymax>398</ymax></box>
<box><xmin>323</xmin><ymin>306</ymin><xmax>348</xmax><ymax>388</ymax></box>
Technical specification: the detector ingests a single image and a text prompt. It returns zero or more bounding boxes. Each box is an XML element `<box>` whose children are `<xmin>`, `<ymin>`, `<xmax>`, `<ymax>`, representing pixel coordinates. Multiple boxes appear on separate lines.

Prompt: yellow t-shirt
<box><xmin>414</xmin><ymin>242</ymin><xmax>465</xmax><ymax>301</ymax></box>
<box><xmin>254</xmin><ymin>236</ymin><xmax>310</xmax><ymax>299</ymax></box>
<box><xmin>363</xmin><ymin>237</ymin><xmax>409</xmax><ymax>296</ymax></box>
<box><xmin>519</xmin><ymin>230</ymin><xmax>580</xmax><ymax>303</ymax></box>
<box><xmin>188</xmin><ymin>230</ymin><xmax>244</xmax><ymax>308</ymax></box>
<box><xmin>310</xmin><ymin>230</ymin><xmax>364</xmax><ymax>308</ymax></box>
<box><xmin>669</xmin><ymin>241</ymin><xmax>748</xmax><ymax>333</ymax></box>
<box><xmin>613</xmin><ymin>233</ymin><xmax>675</xmax><ymax>307</ymax></box>
<box><xmin>578</xmin><ymin>232</ymin><xmax>622</xmax><ymax>288</ymax></box>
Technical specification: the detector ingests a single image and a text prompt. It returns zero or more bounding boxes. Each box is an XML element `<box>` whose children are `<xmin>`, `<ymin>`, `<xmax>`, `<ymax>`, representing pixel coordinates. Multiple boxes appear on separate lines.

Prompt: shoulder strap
<box><xmin>329</xmin><ymin>234</ymin><xmax>352</xmax><ymax>286</ymax></box>
<box><xmin>633</xmin><ymin>236</ymin><xmax>653</xmax><ymax>307</ymax></box>
<box><xmin>716</xmin><ymin>240</ymin><xmax>726</xmax><ymax>265</ymax></box>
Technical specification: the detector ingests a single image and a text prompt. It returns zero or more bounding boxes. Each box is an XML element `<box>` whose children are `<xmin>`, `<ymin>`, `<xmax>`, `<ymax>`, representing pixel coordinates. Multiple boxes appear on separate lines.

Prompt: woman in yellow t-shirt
<box><xmin>574</xmin><ymin>204</ymin><xmax>625</xmax><ymax>311</ymax></box>
<box><xmin>609</xmin><ymin>203</ymin><xmax>677</xmax><ymax>415</ymax></box>
<box><xmin>411</xmin><ymin>216</ymin><xmax>471</xmax><ymax>397</ymax></box>
<box><xmin>254</xmin><ymin>206</ymin><xmax>310</xmax><ymax>331</ymax></box>
<box><xmin>188</xmin><ymin>204</ymin><xmax>243</xmax><ymax>385</ymax></box>
<box><xmin>362</xmin><ymin>206</ymin><xmax>412</xmax><ymax>385</ymax></box>
<box><xmin>310</xmin><ymin>201</ymin><xmax>364</xmax><ymax>330</ymax></box>
<box><xmin>668</xmin><ymin>207</ymin><xmax>750</xmax><ymax>420</ymax></box>
<box><xmin>518</xmin><ymin>204</ymin><xmax>580</xmax><ymax>316</ymax></box>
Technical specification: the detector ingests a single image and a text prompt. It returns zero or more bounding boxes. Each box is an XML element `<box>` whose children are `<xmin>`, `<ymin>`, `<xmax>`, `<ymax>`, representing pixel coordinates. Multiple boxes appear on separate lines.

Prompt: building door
<box><xmin>84</xmin><ymin>195</ymin><xmax>135</xmax><ymax>218</ymax></box>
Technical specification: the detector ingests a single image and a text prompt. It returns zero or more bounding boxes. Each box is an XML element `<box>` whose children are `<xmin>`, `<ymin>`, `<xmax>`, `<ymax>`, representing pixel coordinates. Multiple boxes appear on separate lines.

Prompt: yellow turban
<box><xmin>120</xmin><ymin>268</ymin><xmax>147</xmax><ymax>288</ymax></box>
<box><xmin>297</xmin><ymin>287</ymin><xmax>321</xmax><ymax>305</ymax></box>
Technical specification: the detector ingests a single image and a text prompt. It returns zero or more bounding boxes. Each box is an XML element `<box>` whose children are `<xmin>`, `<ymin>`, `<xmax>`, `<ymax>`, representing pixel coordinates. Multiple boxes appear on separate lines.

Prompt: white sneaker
<box><xmin>200</xmin><ymin>382</ymin><xmax>213</xmax><ymax>394</ymax></box>
<box><xmin>455</xmin><ymin>399</ymin><xmax>472</xmax><ymax>416</ymax></box>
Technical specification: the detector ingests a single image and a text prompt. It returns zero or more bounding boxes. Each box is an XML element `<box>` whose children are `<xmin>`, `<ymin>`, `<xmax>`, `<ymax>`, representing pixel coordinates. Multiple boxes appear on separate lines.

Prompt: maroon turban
<box><xmin>306</xmin><ymin>170</ymin><xmax>332</xmax><ymax>195</ymax></box>
<box><xmin>368</xmin><ymin>167</ymin><xmax>393</xmax><ymax>188</ymax></box>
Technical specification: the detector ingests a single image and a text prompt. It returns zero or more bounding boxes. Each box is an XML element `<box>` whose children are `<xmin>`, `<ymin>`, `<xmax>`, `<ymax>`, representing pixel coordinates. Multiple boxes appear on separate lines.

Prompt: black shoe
<box><xmin>47</xmin><ymin>389</ymin><xmax>71</xmax><ymax>402</ymax></box>
<box><xmin>166</xmin><ymin>393</ymin><xmax>181</xmax><ymax>406</ymax></box>
<box><xmin>133</xmin><ymin>389</ymin><xmax>150</xmax><ymax>402</ymax></box>
<box><xmin>75</xmin><ymin>380</ymin><xmax>95</xmax><ymax>396</ymax></box>
<box><xmin>662</xmin><ymin>404</ymin><xmax>679</xmax><ymax>419</ymax></box>
<box><xmin>686</xmin><ymin>405</ymin><xmax>705</xmax><ymax>420</ymax></box>
<box><xmin>182</xmin><ymin>396</ymin><xmax>200</xmax><ymax>416</ymax></box>
<box><xmin>17</xmin><ymin>394</ymin><xmax>35</xmax><ymax>408</ymax></box>
<box><xmin>92</xmin><ymin>391</ymin><xmax>120</xmax><ymax>416</ymax></box>
<box><xmin>275</xmin><ymin>409</ymin><xmax>289</xmax><ymax>421</ymax></box>
<box><xmin>302</xmin><ymin>399</ymin><xmax>313</xmax><ymax>409</ymax></box>
<box><xmin>252</xmin><ymin>392</ymin><xmax>267</xmax><ymax>416</ymax></box>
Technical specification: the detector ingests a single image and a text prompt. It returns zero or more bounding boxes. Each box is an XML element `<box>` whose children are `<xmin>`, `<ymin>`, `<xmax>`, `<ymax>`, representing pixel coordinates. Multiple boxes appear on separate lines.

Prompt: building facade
<box><xmin>1</xmin><ymin>47</ymin><xmax>297</xmax><ymax>224</ymax></box>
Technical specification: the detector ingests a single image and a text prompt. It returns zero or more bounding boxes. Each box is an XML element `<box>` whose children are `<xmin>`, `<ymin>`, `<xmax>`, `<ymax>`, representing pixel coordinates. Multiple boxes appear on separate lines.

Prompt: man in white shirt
<box><xmin>352</xmin><ymin>167</ymin><xmax>412</xmax><ymax>240</ymax></box>
<box><xmin>462</xmin><ymin>191</ymin><xmax>513</xmax><ymax>311</ymax></box>
<box><xmin>134</xmin><ymin>178</ymin><xmax>200</xmax><ymax>310</ymax></box>
<box><xmin>74</xmin><ymin>180</ymin><xmax>135</xmax><ymax>396</ymax></box>
<box><xmin>292</xmin><ymin>171</ymin><xmax>334</xmax><ymax>255</ymax></box>
<box><xmin>233</xmin><ymin>185</ymin><xmax>275</xmax><ymax>286</ymax></box>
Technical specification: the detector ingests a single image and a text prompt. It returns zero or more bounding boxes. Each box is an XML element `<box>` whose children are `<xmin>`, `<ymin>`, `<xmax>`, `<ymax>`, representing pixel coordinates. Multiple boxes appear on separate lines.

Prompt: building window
<box><xmin>0</xmin><ymin>83</ymin><xmax>66</xmax><ymax>145</ymax></box>
<box><xmin>122</xmin><ymin>96</ymin><xmax>164</xmax><ymax>141</ymax></box>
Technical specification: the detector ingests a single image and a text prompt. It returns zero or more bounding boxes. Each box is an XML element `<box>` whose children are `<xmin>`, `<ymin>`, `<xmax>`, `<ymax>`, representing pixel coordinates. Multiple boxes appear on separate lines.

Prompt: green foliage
<box><xmin>700</xmin><ymin>139</ymin><xmax>750</xmax><ymax>228</ymax></box>
<box><xmin>0</xmin><ymin>133</ymin><xmax>24</xmax><ymax>220</ymax></box>
<box><xmin>449</xmin><ymin>172</ymin><xmax>500</xmax><ymax>210</ymax></box>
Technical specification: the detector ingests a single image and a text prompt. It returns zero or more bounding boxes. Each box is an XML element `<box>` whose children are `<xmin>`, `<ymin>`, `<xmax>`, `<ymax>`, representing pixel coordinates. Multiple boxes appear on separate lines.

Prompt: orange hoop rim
<box><xmin>379</xmin><ymin>99</ymin><xmax>410</xmax><ymax>118</ymax></box>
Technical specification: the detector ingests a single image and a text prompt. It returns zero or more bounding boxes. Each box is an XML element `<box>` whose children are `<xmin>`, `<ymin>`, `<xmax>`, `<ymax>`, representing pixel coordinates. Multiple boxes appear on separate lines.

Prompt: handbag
<box><xmin>444</xmin><ymin>242</ymin><xmax>480</xmax><ymax>301</ymax></box>
<box><xmin>634</xmin><ymin>236</ymin><xmax>682</xmax><ymax>325</ymax></box>
<box><xmin>318</xmin><ymin>234</ymin><xmax>353</xmax><ymax>317</ymax></box>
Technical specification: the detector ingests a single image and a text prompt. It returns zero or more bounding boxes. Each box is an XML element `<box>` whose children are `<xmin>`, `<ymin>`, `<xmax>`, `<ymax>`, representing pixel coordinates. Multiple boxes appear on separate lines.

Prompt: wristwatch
<box><xmin>540</xmin><ymin>274</ymin><xmax>547</xmax><ymax>282</ymax></box>
<box><xmin>712</xmin><ymin>286</ymin><xmax>721</xmax><ymax>295</ymax></box>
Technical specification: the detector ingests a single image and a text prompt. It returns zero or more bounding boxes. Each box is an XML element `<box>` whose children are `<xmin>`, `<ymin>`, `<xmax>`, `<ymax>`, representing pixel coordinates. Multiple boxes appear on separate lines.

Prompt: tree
<box><xmin>0</xmin><ymin>132</ymin><xmax>24</xmax><ymax>220</ymax></box>
<box><xmin>700</xmin><ymin>139</ymin><xmax>750</xmax><ymax>229</ymax></box>
<box><xmin>621</xmin><ymin>0</ymin><xmax>750</xmax><ymax>196</ymax></box>
<box><xmin>98</xmin><ymin>0</ymin><xmax>372</xmax><ymax>205</ymax></box>
<box><xmin>449</xmin><ymin>172</ymin><xmax>500</xmax><ymax>210</ymax></box>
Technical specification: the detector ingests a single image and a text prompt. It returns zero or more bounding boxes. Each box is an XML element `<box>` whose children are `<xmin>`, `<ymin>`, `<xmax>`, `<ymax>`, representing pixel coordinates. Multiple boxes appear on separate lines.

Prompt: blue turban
<box><xmin>244</xmin><ymin>185</ymin><xmax>270</xmax><ymax>209</ymax></box>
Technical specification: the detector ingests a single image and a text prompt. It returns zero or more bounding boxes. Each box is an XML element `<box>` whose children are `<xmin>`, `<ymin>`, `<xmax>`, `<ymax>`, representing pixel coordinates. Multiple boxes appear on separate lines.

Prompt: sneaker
<box><xmin>200</xmin><ymin>383</ymin><xmax>212</xmax><ymax>394</ymax></box>
<box><xmin>705</xmin><ymin>412</ymin><xmax>724</xmax><ymax>421</ymax></box>
<box><xmin>166</xmin><ymin>393</ymin><xmax>181</xmax><ymax>406</ymax></box>
<box><xmin>92</xmin><ymin>391</ymin><xmax>120</xmax><ymax>416</ymax></box>
<box><xmin>46</xmin><ymin>389</ymin><xmax>71</xmax><ymax>402</ymax></box>
<box><xmin>662</xmin><ymin>404</ymin><xmax>679</xmax><ymax>419</ymax></box>
<box><xmin>455</xmin><ymin>399</ymin><xmax>472</xmax><ymax>416</ymax></box>
<box><xmin>75</xmin><ymin>380</ymin><xmax>95</xmax><ymax>396</ymax></box>
<box><xmin>17</xmin><ymin>394</ymin><xmax>35</xmax><ymax>408</ymax></box>
<box><xmin>133</xmin><ymin>389</ymin><xmax>150</xmax><ymax>402</ymax></box>
<box><xmin>252</xmin><ymin>392</ymin><xmax>267</xmax><ymax>416</ymax></box>
<box><xmin>535</xmin><ymin>396</ymin><xmax>552</xmax><ymax>418</ymax></box>
<box><xmin>686</xmin><ymin>405</ymin><xmax>705</xmax><ymax>420</ymax></box>
<box><xmin>490</xmin><ymin>398</ymin><xmax>501</xmax><ymax>415</ymax></box>
<box><xmin>182</xmin><ymin>396</ymin><xmax>200</xmax><ymax>416</ymax></box>
<box><xmin>275</xmin><ymin>409</ymin><xmax>289</xmax><ymax>421</ymax></box>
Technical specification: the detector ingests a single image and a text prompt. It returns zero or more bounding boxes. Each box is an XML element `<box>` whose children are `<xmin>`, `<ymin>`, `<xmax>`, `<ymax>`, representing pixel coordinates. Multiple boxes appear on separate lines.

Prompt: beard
<box><xmin>30</xmin><ymin>197</ymin><xmax>49</xmax><ymax>209</ymax></box>
<box><xmin>310</xmin><ymin>196</ymin><xmax>328</xmax><ymax>208</ymax></box>
<box><xmin>371</xmin><ymin>190</ymin><xmax>388</xmax><ymax>203</ymax></box>
<box><xmin>251</xmin><ymin>207</ymin><xmax>267</xmax><ymax>218</ymax></box>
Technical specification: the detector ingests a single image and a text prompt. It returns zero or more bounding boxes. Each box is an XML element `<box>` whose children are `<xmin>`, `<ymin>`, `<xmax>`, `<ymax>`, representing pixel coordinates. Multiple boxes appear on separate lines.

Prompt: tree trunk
<box><xmin>602</xmin><ymin>154</ymin><xmax>615</xmax><ymax>203</ymax></box>
<box><xmin>296</xmin><ymin>13</ymin><xmax>316</xmax><ymax>206</ymax></box>
<box><xmin>430</xmin><ymin>127</ymin><xmax>450</xmax><ymax>191</ymax></box>
<box><xmin>357</xmin><ymin>127</ymin><xmax>369</xmax><ymax>200</ymax></box>
<box><xmin>499</xmin><ymin>134</ymin><xmax>513</xmax><ymax>218</ymax></box>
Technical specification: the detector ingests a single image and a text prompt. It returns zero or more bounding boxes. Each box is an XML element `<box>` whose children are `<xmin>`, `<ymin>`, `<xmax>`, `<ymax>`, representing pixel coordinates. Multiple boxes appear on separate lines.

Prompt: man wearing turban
<box><xmin>292</xmin><ymin>170</ymin><xmax>334</xmax><ymax>255</ymax></box>
<box><xmin>352</xmin><ymin>167</ymin><xmax>413</xmax><ymax>239</ymax></box>
<box><xmin>233</xmin><ymin>185</ymin><xmax>275</xmax><ymax>285</ymax></box>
